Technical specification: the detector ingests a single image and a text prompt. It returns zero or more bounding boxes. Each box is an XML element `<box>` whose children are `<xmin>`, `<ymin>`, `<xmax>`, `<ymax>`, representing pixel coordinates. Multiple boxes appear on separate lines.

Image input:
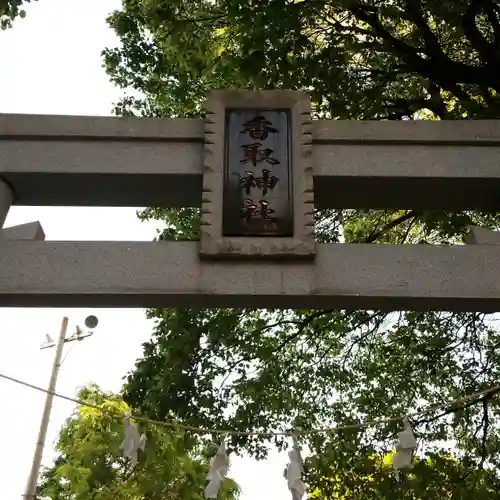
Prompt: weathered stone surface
<box><xmin>0</xmin><ymin>178</ymin><xmax>12</xmax><ymax>228</ymax></box>
<box><xmin>2</xmin><ymin>114</ymin><xmax>500</xmax><ymax>210</ymax></box>
<box><xmin>0</xmin><ymin>221</ymin><xmax>45</xmax><ymax>241</ymax></box>
<box><xmin>200</xmin><ymin>90</ymin><xmax>315</xmax><ymax>259</ymax></box>
<box><xmin>0</xmin><ymin>241</ymin><xmax>499</xmax><ymax>312</ymax></box>
<box><xmin>1</xmin><ymin>109</ymin><xmax>500</xmax><ymax>310</ymax></box>
<box><xmin>465</xmin><ymin>227</ymin><xmax>500</xmax><ymax>246</ymax></box>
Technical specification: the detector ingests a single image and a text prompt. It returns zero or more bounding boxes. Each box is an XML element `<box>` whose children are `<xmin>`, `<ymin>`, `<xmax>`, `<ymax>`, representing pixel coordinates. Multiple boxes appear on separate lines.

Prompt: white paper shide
<box><xmin>120</xmin><ymin>415</ymin><xmax>147</xmax><ymax>470</ymax></box>
<box><xmin>286</xmin><ymin>436</ymin><xmax>306</xmax><ymax>500</ymax></box>
<box><xmin>392</xmin><ymin>416</ymin><xmax>417</xmax><ymax>481</ymax></box>
<box><xmin>205</xmin><ymin>441</ymin><xmax>229</xmax><ymax>499</ymax></box>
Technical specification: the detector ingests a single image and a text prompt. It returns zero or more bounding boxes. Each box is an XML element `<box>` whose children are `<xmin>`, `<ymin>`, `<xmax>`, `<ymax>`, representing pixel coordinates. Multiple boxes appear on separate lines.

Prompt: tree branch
<box><xmin>462</xmin><ymin>0</ymin><xmax>499</xmax><ymax>65</ymax></box>
<box><xmin>479</xmin><ymin>398</ymin><xmax>490</xmax><ymax>469</ymax></box>
<box><xmin>353</xmin><ymin>2</ymin><xmax>500</xmax><ymax>93</ymax></box>
<box><xmin>486</xmin><ymin>3</ymin><xmax>500</xmax><ymax>46</ymax></box>
<box><xmin>414</xmin><ymin>386</ymin><xmax>500</xmax><ymax>426</ymax></box>
<box><xmin>383</xmin><ymin>92</ymin><xmax>448</xmax><ymax>119</ymax></box>
<box><xmin>339</xmin><ymin>312</ymin><xmax>386</xmax><ymax>369</ymax></box>
<box><xmin>403</xmin><ymin>0</ymin><xmax>443</xmax><ymax>56</ymax></box>
<box><xmin>217</xmin><ymin>310</ymin><xmax>336</xmax><ymax>391</ymax></box>
<box><xmin>363</xmin><ymin>210</ymin><xmax>422</xmax><ymax>243</ymax></box>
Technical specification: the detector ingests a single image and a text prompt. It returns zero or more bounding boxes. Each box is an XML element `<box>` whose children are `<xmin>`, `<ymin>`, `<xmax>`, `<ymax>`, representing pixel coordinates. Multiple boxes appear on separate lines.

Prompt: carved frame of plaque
<box><xmin>200</xmin><ymin>90</ymin><xmax>315</xmax><ymax>259</ymax></box>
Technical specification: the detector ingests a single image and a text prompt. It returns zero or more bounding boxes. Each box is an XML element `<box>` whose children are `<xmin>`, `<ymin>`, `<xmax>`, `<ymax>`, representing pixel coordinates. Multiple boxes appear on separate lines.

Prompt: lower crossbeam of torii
<box><xmin>1</xmin><ymin>89</ymin><xmax>500</xmax><ymax>312</ymax></box>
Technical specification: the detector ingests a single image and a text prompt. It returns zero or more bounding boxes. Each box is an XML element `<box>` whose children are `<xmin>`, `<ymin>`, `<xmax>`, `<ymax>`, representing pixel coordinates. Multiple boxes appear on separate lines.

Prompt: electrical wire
<box><xmin>1</xmin><ymin>371</ymin><xmax>498</xmax><ymax>437</ymax></box>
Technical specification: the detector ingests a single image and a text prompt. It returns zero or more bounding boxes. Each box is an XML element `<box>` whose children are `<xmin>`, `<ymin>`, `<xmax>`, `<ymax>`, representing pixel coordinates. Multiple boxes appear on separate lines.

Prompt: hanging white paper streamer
<box><xmin>120</xmin><ymin>415</ymin><xmax>147</xmax><ymax>470</ymax></box>
<box><xmin>205</xmin><ymin>441</ymin><xmax>229</xmax><ymax>499</ymax></box>
<box><xmin>286</xmin><ymin>435</ymin><xmax>306</xmax><ymax>500</ymax></box>
<box><xmin>392</xmin><ymin>416</ymin><xmax>417</xmax><ymax>481</ymax></box>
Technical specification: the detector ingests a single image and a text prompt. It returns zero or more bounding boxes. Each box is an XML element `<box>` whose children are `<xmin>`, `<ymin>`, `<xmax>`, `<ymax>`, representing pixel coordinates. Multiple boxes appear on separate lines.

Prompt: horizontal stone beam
<box><xmin>0</xmin><ymin>114</ymin><xmax>204</xmax><ymax>208</ymax></box>
<box><xmin>465</xmin><ymin>227</ymin><xmax>500</xmax><ymax>246</ymax></box>
<box><xmin>0</xmin><ymin>240</ymin><xmax>498</xmax><ymax>311</ymax></box>
<box><xmin>2</xmin><ymin>114</ymin><xmax>500</xmax><ymax>210</ymax></box>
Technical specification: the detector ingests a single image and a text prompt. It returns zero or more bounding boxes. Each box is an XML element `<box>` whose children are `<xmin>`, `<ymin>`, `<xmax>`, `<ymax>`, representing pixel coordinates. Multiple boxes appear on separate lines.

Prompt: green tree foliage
<box><xmin>38</xmin><ymin>384</ymin><xmax>239</xmax><ymax>500</ymax></box>
<box><xmin>0</xmin><ymin>0</ymin><xmax>34</xmax><ymax>28</ymax></box>
<box><xmin>307</xmin><ymin>451</ymin><xmax>500</xmax><ymax>499</ymax></box>
<box><xmin>102</xmin><ymin>0</ymin><xmax>500</xmax><ymax>497</ymax></box>
<box><xmin>103</xmin><ymin>0</ymin><xmax>500</xmax><ymax>119</ymax></box>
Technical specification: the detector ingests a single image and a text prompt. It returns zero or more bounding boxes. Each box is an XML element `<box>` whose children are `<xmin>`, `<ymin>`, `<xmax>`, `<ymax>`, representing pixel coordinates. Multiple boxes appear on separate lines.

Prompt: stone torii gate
<box><xmin>1</xmin><ymin>90</ymin><xmax>500</xmax><ymax>311</ymax></box>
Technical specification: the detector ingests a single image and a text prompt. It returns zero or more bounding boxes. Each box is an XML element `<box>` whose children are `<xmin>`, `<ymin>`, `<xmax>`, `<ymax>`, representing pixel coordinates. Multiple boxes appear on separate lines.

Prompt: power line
<box><xmin>2</xmin><ymin>371</ymin><xmax>500</xmax><ymax>437</ymax></box>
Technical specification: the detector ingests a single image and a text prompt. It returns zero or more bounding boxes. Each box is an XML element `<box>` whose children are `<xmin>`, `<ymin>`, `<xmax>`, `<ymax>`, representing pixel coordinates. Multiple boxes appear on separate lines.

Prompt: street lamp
<box><xmin>23</xmin><ymin>315</ymin><xmax>99</xmax><ymax>500</ymax></box>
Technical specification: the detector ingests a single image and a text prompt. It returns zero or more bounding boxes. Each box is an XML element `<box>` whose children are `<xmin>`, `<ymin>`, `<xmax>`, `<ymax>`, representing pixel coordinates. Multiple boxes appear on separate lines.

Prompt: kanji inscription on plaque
<box><xmin>200</xmin><ymin>90</ymin><xmax>314</xmax><ymax>259</ymax></box>
<box><xmin>223</xmin><ymin>109</ymin><xmax>293</xmax><ymax>236</ymax></box>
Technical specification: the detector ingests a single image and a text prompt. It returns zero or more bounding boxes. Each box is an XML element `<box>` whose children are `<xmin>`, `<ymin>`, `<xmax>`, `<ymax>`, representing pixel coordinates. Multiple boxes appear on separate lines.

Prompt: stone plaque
<box><xmin>223</xmin><ymin>109</ymin><xmax>293</xmax><ymax>237</ymax></box>
<box><xmin>200</xmin><ymin>90</ymin><xmax>315</xmax><ymax>259</ymax></box>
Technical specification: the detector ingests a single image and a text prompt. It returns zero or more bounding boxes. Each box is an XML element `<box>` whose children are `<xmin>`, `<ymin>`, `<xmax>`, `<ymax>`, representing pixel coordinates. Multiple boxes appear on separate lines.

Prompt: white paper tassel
<box><xmin>392</xmin><ymin>416</ymin><xmax>417</xmax><ymax>481</ymax></box>
<box><xmin>286</xmin><ymin>435</ymin><xmax>306</xmax><ymax>500</ymax></box>
<box><xmin>205</xmin><ymin>441</ymin><xmax>229</xmax><ymax>499</ymax></box>
<box><xmin>392</xmin><ymin>447</ymin><xmax>413</xmax><ymax>481</ymax></box>
<box><xmin>119</xmin><ymin>415</ymin><xmax>147</xmax><ymax>470</ymax></box>
<box><xmin>398</xmin><ymin>416</ymin><xmax>417</xmax><ymax>449</ymax></box>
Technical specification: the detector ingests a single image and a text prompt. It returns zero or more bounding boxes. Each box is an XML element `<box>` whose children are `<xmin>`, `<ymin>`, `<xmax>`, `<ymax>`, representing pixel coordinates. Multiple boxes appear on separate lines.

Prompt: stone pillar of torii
<box><xmin>1</xmin><ymin>89</ymin><xmax>500</xmax><ymax>311</ymax></box>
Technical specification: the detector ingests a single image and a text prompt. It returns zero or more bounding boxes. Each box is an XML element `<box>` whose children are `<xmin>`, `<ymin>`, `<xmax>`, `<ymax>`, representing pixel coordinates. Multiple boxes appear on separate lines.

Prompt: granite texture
<box><xmin>0</xmin><ymin>221</ymin><xmax>45</xmax><ymax>241</ymax></box>
<box><xmin>2</xmin><ymin>113</ymin><xmax>500</xmax><ymax>209</ymax></box>
<box><xmin>465</xmin><ymin>227</ymin><xmax>500</xmax><ymax>246</ymax></box>
<box><xmin>200</xmin><ymin>90</ymin><xmax>315</xmax><ymax>259</ymax></box>
<box><xmin>0</xmin><ymin>241</ymin><xmax>499</xmax><ymax>312</ymax></box>
<box><xmin>0</xmin><ymin>178</ymin><xmax>12</xmax><ymax>228</ymax></box>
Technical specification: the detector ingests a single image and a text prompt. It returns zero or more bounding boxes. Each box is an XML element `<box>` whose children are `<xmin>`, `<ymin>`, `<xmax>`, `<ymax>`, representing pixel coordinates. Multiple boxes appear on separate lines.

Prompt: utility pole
<box><xmin>23</xmin><ymin>315</ymin><xmax>98</xmax><ymax>499</ymax></box>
